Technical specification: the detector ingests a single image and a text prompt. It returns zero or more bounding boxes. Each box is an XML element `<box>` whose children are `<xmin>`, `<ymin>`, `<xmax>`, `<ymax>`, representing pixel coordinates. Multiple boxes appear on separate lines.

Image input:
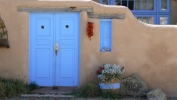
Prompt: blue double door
<box><xmin>30</xmin><ymin>13</ymin><xmax>79</xmax><ymax>86</ymax></box>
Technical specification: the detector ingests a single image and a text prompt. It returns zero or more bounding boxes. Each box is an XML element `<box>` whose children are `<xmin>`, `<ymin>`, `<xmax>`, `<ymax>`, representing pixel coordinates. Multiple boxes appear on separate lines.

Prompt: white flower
<box><xmin>99</xmin><ymin>64</ymin><xmax>125</xmax><ymax>84</ymax></box>
<box><xmin>102</xmin><ymin>70</ymin><xmax>105</xmax><ymax>74</ymax></box>
<box><xmin>112</xmin><ymin>64</ymin><xmax>117</xmax><ymax>70</ymax></box>
<box><xmin>105</xmin><ymin>70</ymin><xmax>110</xmax><ymax>73</ymax></box>
<box><xmin>104</xmin><ymin>64</ymin><xmax>111</xmax><ymax>70</ymax></box>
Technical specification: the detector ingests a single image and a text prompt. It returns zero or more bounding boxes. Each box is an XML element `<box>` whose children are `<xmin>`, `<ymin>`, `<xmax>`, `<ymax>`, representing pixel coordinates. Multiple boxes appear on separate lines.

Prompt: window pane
<box><xmin>128</xmin><ymin>1</ymin><xmax>134</xmax><ymax>10</ymax></box>
<box><xmin>149</xmin><ymin>17</ymin><xmax>154</xmax><ymax>24</ymax></box>
<box><xmin>116</xmin><ymin>0</ymin><xmax>154</xmax><ymax>10</ymax></box>
<box><xmin>148</xmin><ymin>0</ymin><xmax>154</xmax><ymax>10</ymax></box>
<box><xmin>161</xmin><ymin>0</ymin><xmax>167</xmax><ymax>10</ymax></box>
<box><xmin>135</xmin><ymin>0</ymin><xmax>141</xmax><ymax>10</ymax></box>
<box><xmin>135</xmin><ymin>0</ymin><xmax>154</xmax><ymax>10</ymax></box>
<box><xmin>160</xmin><ymin>17</ymin><xmax>168</xmax><ymax>25</ymax></box>
<box><xmin>137</xmin><ymin>17</ymin><xmax>143</xmax><ymax>21</ymax></box>
<box><xmin>103</xmin><ymin>0</ymin><xmax>108</xmax><ymax>5</ymax></box>
<box><xmin>114</xmin><ymin>0</ymin><xmax>155</xmax><ymax>11</ymax></box>
<box><xmin>115</xmin><ymin>0</ymin><xmax>121</xmax><ymax>5</ymax></box>
<box><xmin>142</xmin><ymin>0</ymin><xmax>147</xmax><ymax>10</ymax></box>
<box><xmin>143</xmin><ymin>17</ymin><xmax>149</xmax><ymax>23</ymax></box>
<box><xmin>116</xmin><ymin>0</ymin><xmax>135</xmax><ymax>10</ymax></box>
<box><xmin>137</xmin><ymin>16</ymin><xmax>154</xmax><ymax>24</ymax></box>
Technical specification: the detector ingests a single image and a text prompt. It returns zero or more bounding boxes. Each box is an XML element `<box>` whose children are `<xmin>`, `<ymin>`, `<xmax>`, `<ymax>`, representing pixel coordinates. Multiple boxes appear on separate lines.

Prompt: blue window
<box><xmin>158</xmin><ymin>15</ymin><xmax>170</xmax><ymax>25</ymax></box>
<box><xmin>100</xmin><ymin>0</ymin><xmax>170</xmax><ymax>25</ymax></box>
<box><xmin>100</xmin><ymin>19</ymin><xmax>112</xmax><ymax>52</ymax></box>
<box><xmin>135</xmin><ymin>15</ymin><xmax>156</xmax><ymax>24</ymax></box>
<box><xmin>159</xmin><ymin>0</ymin><xmax>170</xmax><ymax>12</ymax></box>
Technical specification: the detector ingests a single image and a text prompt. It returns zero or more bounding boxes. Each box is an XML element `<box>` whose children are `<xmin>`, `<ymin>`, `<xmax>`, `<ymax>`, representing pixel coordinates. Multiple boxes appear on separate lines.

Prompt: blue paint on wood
<box><xmin>55</xmin><ymin>13</ymin><xmax>79</xmax><ymax>86</ymax></box>
<box><xmin>100</xmin><ymin>19</ymin><xmax>112</xmax><ymax>52</ymax></box>
<box><xmin>29</xmin><ymin>13</ymin><xmax>79</xmax><ymax>86</ymax></box>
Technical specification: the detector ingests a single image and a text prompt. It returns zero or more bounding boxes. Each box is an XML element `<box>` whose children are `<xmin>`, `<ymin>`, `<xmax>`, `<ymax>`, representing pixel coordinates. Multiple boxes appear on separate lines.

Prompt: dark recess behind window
<box><xmin>121</xmin><ymin>1</ymin><xmax>134</xmax><ymax>10</ymax></box>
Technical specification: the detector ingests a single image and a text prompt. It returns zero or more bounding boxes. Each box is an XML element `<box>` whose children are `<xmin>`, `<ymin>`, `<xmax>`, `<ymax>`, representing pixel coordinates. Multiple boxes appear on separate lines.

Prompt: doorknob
<box><xmin>55</xmin><ymin>43</ymin><xmax>59</xmax><ymax>56</ymax></box>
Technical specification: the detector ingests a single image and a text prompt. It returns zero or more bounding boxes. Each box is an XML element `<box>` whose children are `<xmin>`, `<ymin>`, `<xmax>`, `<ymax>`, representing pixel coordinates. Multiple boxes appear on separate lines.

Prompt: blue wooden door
<box><xmin>29</xmin><ymin>13</ymin><xmax>79</xmax><ymax>86</ymax></box>
<box><xmin>55</xmin><ymin>13</ymin><xmax>79</xmax><ymax>86</ymax></box>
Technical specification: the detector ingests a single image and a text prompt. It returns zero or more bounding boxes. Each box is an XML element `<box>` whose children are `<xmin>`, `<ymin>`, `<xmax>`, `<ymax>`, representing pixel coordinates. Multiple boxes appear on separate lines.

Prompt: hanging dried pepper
<box><xmin>86</xmin><ymin>21</ymin><xmax>94</xmax><ymax>40</ymax></box>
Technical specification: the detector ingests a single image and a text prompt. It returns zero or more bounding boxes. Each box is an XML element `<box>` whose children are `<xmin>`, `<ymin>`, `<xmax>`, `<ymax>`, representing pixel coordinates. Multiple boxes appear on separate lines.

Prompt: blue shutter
<box><xmin>100</xmin><ymin>19</ymin><xmax>112</xmax><ymax>52</ymax></box>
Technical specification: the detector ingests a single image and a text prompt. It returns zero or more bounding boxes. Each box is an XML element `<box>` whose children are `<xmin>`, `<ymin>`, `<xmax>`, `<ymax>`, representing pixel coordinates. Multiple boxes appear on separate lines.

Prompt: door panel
<box><xmin>36</xmin><ymin>49</ymin><xmax>50</xmax><ymax>78</ymax></box>
<box><xmin>36</xmin><ymin>19</ymin><xmax>51</xmax><ymax>36</ymax></box>
<box><xmin>55</xmin><ymin>13</ymin><xmax>79</xmax><ymax>86</ymax></box>
<box><xmin>60</xmin><ymin>49</ymin><xmax>74</xmax><ymax>78</ymax></box>
<box><xmin>30</xmin><ymin>13</ymin><xmax>54</xmax><ymax>86</ymax></box>
<box><xmin>30</xmin><ymin>13</ymin><xmax>79</xmax><ymax>86</ymax></box>
<box><xmin>58</xmin><ymin>49</ymin><xmax>75</xmax><ymax>86</ymax></box>
<box><xmin>60</xmin><ymin>18</ymin><xmax>75</xmax><ymax>37</ymax></box>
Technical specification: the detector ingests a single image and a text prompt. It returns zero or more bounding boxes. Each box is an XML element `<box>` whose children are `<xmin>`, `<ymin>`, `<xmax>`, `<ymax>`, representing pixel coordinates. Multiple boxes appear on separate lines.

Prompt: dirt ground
<box><xmin>1</xmin><ymin>87</ymin><xmax>177</xmax><ymax>100</ymax></box>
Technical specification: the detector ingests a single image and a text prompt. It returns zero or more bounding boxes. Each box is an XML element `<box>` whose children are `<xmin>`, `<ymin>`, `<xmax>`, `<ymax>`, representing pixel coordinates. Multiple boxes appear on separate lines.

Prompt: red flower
<box><xmin>96</xmin><ymin>67</ymin><xmax>104</xmax><ymax>75</ymax></box>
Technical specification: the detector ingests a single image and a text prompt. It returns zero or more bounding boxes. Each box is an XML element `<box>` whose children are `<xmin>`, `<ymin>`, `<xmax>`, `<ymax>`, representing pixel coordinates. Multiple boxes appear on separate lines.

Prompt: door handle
<box><xmin>55</xmin><ymin>43</ymin><xmax>59</xmax><ymax>56</ymax></box>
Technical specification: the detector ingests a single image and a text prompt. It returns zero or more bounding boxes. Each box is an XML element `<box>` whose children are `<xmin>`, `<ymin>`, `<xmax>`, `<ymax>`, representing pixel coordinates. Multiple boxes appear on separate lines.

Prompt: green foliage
<box><xmin>63</xmin><ymin>91</ymin><xmax>79</xmax><ymax>95</ymax></box>
<box><xmin>63</xmin><ymin>84</ymin><xmax>123</xmax><ymax>99</ymax></box>
<box><xmin>101</xmin><ymin>91</ymin><xmax>122</xmax><ymax>99</ymax></box>
<box><xmin>0</xmin><ymin>77</ymin><xmax>28</xmax><ymax>97</ymax></box>
<box><xmin>78</xmin><ymin>84</ymin><xmax>100</xmax><ymax>98</ymax></box>
<box><xmin>0</xmin><ymin>32</ymin><xmax>6</xmax><ymax>38</ymax></box>
<box><xmin>52</xmin><ymin>86</ymin><xmax>58</xmax><ymax>90</ymax></box>
<box><xmin>0</xmin><ymin>82</ymin><xmax>5</xmax><ymax>97</ymax></box>
<box><xmin>0</xmin><ymin>21</ymin><xmax>6</xmax><ymax>39</ymax></box>
<box><xmin>28</xmin><ymin>82</ymin><xmax>39</xmax><ymax>91</ymax></box>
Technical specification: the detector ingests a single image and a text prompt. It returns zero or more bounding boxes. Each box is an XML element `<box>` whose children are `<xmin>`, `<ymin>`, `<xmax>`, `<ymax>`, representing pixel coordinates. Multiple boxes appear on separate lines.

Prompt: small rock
<box><xmin>120</xmin><ymin>73</ymin><xmax>148</xmax><ymax>96</ymax></box>
<box><xmin>147</xmin><ymin>88</ymin><xmax>167</xmax><ymax>100</ymax></box>
<box><xmin>147</xmin><ymin>88</ymin><xmax>162</xmax><ymax>98</ymax></box>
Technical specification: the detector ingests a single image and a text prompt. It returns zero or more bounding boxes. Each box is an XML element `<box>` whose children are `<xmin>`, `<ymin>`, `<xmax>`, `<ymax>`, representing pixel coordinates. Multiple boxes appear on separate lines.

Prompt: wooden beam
<box><xmin>88</xmin><ymin>13</ymin><xmax>125</xmax><ymax>19</ymax></box>
<box><xmin>17</xmin><ymin>7</ymin><xmax>93</xmax><ymax>12</ymax></box>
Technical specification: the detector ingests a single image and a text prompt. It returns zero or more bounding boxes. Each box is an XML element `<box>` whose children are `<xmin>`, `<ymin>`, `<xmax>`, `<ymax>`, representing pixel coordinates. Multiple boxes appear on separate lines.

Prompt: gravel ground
<box><xmin>1</xmin><ymin>96</ymin><xmax>177</xmax><ymax>100</ymax></box>
<box><xmin>0</xmin><ymin>97</ymin><xmax>146</xmax><ymax>100</ymax></box>
<box><xmin>1</xmin><ymin>87</ymin><xmax>177</xmax><ymax>100</ymax></box>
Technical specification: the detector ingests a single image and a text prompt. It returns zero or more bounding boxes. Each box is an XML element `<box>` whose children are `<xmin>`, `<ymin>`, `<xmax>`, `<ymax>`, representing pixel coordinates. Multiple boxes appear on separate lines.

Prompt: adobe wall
<box><xmin>0</xmin><ymin>0</ymin><xmax>177</xmax><ymax>97</ymax></box>
<box><xmin>93</xmin><ymin>0</ymin><xmax>99</xmax><ymax>3</ymax></box>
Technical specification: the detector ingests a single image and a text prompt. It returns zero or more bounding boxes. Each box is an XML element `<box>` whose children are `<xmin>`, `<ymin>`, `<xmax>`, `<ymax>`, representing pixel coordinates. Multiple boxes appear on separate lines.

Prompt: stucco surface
<box><xmin>93</xmin><ymin>0</ymin><xmax>99</xmax><ymax>3</ymax></box>
<box><xmin>0</xmin><ymin>0</ymin><xmax>177</xmax><ymax>97</ymax></box>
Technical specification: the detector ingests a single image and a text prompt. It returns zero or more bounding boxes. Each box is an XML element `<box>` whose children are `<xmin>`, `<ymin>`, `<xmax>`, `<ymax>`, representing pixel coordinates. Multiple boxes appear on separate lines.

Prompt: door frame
<box><xmin>28</xmin><ymin>12</ymin><xmax>80</xmax><ymax>86</ymax></box>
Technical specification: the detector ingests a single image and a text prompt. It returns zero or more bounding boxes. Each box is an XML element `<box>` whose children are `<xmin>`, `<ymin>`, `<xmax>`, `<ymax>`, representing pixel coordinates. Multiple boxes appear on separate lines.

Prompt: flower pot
<box><xmin>99</xmin><ymin>83</ymin><xmax>120</xmax><ymax>92</ymax></box>
<box><xmin>98</xmin><ymin>74</ymin><xmax>120</xmax><ymax>92</ymax></box>
<box><xmin>99</xmin><ymin>83</ymin><xmax>120</xmax><ymax>89</ymax></box>
<box><xmin>98</xmin><ymin>74</ymin><xmax>102</xmax><ymax>83</ymax></box>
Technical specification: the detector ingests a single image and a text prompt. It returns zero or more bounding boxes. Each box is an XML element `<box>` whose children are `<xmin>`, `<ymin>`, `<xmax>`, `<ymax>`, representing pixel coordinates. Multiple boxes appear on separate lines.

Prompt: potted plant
<box><xmin>96</xmin><ymin>64</ymin><xmax>125</xmax><ymax>91</ymax></box>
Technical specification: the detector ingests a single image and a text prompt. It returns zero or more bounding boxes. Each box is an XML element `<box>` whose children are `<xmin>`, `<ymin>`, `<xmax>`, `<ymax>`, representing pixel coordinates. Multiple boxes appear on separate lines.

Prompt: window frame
<box><xmin>158</xmin><ymin>0</ymin><xmax>170</xmax><ymax>13</ymax></box>
<box><xmin>100</xmin><ymin>19</ymin><xmax>112</xmax><ymax>52</ymax></box>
